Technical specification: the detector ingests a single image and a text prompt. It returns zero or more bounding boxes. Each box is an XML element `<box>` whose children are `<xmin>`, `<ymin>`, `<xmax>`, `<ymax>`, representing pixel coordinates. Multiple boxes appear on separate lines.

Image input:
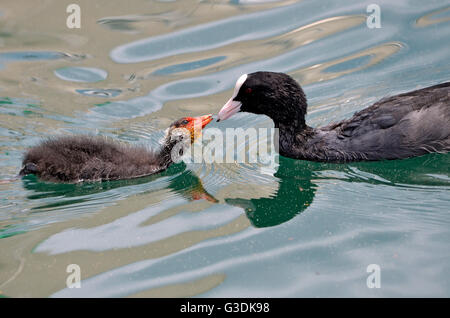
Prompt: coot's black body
<box><xmin>20</xmin><ymin>115</ymin><xmax>213</xmax><ymax>182</ymax></box>
<box><xmin>217</xmin><ymin>72</ymin><xmax>450</xmax><ymax>162</ymax></box>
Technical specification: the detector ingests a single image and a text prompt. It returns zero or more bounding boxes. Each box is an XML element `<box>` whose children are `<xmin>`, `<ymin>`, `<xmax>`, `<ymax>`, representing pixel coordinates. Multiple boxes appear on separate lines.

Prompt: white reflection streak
<box><xmin>35</xmin><ymin>199</ymin><xmax>242</xmax><ymax>255</ymax></box>
<box><xmin>52</xmin><ymin>225</ymin><xmax>384</xmax><ymax>297</ymax></box>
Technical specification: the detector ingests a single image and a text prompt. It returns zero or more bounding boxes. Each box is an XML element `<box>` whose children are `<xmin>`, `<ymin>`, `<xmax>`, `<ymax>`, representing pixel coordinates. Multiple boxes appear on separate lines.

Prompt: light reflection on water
<box><xmin>0</xmin><ymin>0</ymin><xmax>449</xmax><ymax>297</ymax></box>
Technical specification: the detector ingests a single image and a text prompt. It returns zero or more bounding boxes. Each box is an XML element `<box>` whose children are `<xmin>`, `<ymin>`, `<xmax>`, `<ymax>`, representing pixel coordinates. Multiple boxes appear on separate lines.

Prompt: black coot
<box><xmin>217</xmin><ymin>72</ymin><xmax>449</xmax><ymax>162</ymax></box>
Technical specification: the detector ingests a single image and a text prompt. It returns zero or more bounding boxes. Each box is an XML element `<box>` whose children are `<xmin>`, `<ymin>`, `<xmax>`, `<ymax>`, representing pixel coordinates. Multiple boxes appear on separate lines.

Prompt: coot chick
<box><xmin>217</xmin><ymin>72</ymin><xmax>449</xmax><ymax>162</ymax></box>
<box><xmin>20</xmin><ymin>115</ymin><xmax>213</xmax><ymax>182</ymax></box>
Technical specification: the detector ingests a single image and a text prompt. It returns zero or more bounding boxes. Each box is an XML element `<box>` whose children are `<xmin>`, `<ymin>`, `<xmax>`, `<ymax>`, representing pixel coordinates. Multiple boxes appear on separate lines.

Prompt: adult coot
<box><xmin>217</xmin><ymin>72</ymin><xmax>449</xmax><ymax>162</ymax></box>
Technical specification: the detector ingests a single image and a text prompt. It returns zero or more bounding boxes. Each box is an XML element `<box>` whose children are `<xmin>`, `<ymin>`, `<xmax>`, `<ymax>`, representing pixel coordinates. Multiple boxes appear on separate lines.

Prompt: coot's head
<box><xmin>167</xmin><ymin>114</ymin><xmax>213</xmax><ymax>144</ymax></box>
<box><xmin>217</xmin><ymin>72</ymin><xmax>308</xmax><ymax>126</ymax></box>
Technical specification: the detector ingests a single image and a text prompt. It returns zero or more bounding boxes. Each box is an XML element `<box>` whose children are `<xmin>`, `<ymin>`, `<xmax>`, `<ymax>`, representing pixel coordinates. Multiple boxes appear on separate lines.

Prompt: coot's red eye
<box><xmin>245</xmin><ymin>87</ymin><xmax>252</xmax><ymax>94</ymax></box>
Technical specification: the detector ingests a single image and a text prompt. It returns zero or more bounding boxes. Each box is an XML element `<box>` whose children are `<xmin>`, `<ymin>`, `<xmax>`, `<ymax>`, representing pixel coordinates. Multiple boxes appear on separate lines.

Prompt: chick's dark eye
<box><xmin>245</xmin><ymin>87</ymin><xmax>252</xmax><ymax>94</ymax></box>
<box><xmin>182</xmin><ymin>119</ymin><xmax>189</xmax><ymax>125</ymax></box>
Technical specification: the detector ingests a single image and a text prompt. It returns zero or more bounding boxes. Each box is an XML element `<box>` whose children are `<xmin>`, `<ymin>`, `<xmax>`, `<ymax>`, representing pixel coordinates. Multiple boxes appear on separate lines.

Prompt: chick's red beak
<box><xmin>186</xmin><ymin>114</ymin><xmax>213</xmax><ymax>130</ymax></box>
<box><xmin>198</xmin><ymin>114</ymin><xmax>213</xmax><ymax>128</ymax></box>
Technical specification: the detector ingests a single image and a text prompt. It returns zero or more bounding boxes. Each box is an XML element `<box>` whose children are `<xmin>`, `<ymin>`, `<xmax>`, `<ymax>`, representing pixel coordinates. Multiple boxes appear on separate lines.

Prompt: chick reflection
<box><xmin>22</xmin><ymin>162</ymin><xmax>217</xmax><ymax>210</ymax></box>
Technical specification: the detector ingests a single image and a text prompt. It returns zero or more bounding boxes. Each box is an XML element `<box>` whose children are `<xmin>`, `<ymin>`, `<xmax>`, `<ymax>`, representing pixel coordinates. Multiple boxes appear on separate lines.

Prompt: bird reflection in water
<box><xmin>22</xmin><ymin>152</ymin><xmax>448</xmax><ymax>228</ymax></box>
<box><xmin>223</xmin><ymin>152</ymin><xmax>449</xmax><ymax>228</ymax></box>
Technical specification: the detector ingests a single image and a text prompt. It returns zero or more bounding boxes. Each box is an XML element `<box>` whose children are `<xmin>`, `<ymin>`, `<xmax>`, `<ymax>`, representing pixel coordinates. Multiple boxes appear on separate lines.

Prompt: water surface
<box><xmin>0</xmin><ymin>0</ymin><xmax>449</xmax><ymax>297</ymax></box>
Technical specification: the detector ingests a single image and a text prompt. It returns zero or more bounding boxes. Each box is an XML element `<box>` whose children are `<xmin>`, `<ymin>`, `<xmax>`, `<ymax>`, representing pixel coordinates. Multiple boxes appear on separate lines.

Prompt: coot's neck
<box><xmin>272</xmin><ymin>94</ymin><xmax>309</xmax><ymax>131</ymax></box>
<box><xmin>273</xmin><ymin>111</ymin><xmax>318</xmax><ymax>160</ymax></box>
<box><xmin>276</xmin><ymin>120</ymin><xmax>314</xmax><ymax>148</ymax></box>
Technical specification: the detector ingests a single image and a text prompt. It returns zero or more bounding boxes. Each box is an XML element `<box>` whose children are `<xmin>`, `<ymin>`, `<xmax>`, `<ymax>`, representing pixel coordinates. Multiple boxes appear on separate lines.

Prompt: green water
<box><xmin>0</xmin><ymin>0</ymin><xmax>449</xmax><ymax>297</ymax></box>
